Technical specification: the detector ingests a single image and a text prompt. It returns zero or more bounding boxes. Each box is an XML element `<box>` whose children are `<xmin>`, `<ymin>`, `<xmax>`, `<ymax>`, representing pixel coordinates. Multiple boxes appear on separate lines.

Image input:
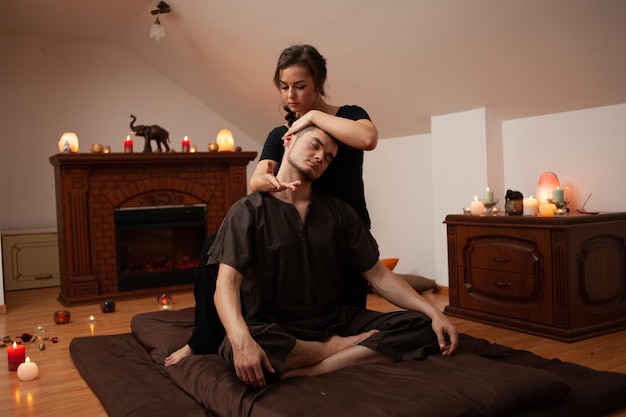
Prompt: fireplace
<box><xmin>115</xmin><ymin>205</ymin><xmax>206</xmax><ymax>291</ymax></box>
<box><xmin>50</xmin><ymin>151</ymin><xmax>257</xmax><ymax>306</ymax></box>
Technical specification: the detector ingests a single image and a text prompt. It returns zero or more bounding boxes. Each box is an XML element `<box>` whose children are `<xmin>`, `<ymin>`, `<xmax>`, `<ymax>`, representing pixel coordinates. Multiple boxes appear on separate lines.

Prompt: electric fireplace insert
<box><xmin>115</xmin><ymin>204</ymin><xmax>207</xmax><ymax>291</ymax></box>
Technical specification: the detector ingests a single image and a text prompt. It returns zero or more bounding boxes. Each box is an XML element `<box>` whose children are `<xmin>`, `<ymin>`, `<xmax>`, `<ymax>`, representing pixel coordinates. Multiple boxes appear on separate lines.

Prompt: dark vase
<box><xmin>505</xmin><ymin>189</ymin><xmax>524</xmax><ymax>215</ymax></box>
<box><xmin>100</xmin><ymin>300</ymin><xmax>116</xmax><ymax>313</ymax></box>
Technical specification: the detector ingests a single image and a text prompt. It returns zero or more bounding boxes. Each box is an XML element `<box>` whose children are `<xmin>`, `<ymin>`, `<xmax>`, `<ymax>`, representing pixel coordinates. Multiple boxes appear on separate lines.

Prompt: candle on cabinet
<box><xmin>523</xmin><ymin>196</ymin><xmax>538</xmax><ymax>216</ymax></box>
<box><xmin>552</xmin><ymin>187</ymin><xmax>564</xmax><ymax>204</ymax></box>
<box><xmin>483</xmin><ymin>187</ymin><xmax>494</xmax><ymax>204</ymax></box>
<box><xmin>124</xmin><ymin>135</ymin><xmax>134</xmax><ymax>153</ymax></box>
<box><xmin>181</xmin><ymin>136</ymin><xmax>191</xmax><ymax>153</ymax></box>
<box><xmin>539</xmin><ymin>203</ymin><xmax>557</xmax><ymax>217</ymax></box>
<box><xmin>7</xmin><ymin>342</ymin><xmax>26</xmax><ymax>372</ymax></box>
<box><xmin>17</xmin><ymin>357</ymin><xmax>38</xmax><ymax>381</ymax></box>
<box><xmin>469</xmin><ymin>196</ymin><xmax>485</xmax><ymax>215</ymax></box>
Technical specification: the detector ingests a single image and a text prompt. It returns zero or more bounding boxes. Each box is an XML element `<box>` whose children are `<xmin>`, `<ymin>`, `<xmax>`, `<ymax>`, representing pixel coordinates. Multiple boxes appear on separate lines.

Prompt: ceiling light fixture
<box><xmin>150</xmin><ymin>1</ymin><xmax>170</xmax><ymax>41</ymax></box>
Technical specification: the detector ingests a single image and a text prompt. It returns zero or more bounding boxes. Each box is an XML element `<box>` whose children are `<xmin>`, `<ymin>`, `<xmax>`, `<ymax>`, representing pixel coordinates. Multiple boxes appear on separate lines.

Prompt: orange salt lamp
<box><xmin>536</xmin><ymin>172</ymin><xmax>560</xmax><ymax>205</ymax></box>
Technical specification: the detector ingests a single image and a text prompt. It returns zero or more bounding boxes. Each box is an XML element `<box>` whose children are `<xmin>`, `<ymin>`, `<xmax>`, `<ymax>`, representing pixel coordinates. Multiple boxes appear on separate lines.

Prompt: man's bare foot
<box><xmin>283</xmin><ymin>329</ymin><xmax>380</xmax><ymax>377</ymax></box>
<box><xmin>323</xmin><ymin>329</ymin><xmax>379</xmax><ymax>356</ymax></box>
<box><xmin>164</xmin><ymin>344</ymin><xmax>192</xmax><ymax>366</ymax></box>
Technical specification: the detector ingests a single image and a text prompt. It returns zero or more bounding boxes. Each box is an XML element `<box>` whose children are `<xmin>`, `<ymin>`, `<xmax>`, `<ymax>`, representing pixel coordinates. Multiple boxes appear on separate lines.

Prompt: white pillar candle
<box><xmin>483</xmin><ymin>187</ymin><xmax>494</xmax><ymax>204</ymax></box>
<box><xmin>523</xmin><ymin>196</ymin><xmax>538</xmax><ymax>216</ymax></box>
<box><xmin>469</xmin><ymin>196</ymin><xmax>485</xmax><ymax>215</ymax></box>
<box><xmin>17</xmin><ymin>357</ymin><xmax>38</xmax><ymax>381</ymax></box>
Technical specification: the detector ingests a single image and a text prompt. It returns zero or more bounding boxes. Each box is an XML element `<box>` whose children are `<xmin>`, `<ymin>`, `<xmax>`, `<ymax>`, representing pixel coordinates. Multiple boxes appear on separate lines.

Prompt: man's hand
<box><xmin>232</xmin><ymin>335</ymin><xmax>275</xmax><ymax>388</ymax></box>
<box><xmin>430</xmin><ymin>313</ymin><xmax>458</xmax><ymax>356</ymax></box>
<box><xmin>258</xmin><ymin>161</ymin><xmax>301</xmax><ymax>192</ymax></box>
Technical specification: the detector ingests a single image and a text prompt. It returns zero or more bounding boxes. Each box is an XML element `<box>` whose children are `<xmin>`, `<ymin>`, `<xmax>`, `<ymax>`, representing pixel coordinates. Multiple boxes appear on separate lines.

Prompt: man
<box><xmin>209</xmin><ymin>124</ymin><xmax>458</xmax><ymax>388</ymax></box>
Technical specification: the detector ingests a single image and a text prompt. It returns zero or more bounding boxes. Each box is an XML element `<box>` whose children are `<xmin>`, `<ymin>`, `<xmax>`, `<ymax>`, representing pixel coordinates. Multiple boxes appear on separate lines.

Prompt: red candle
<box><xmin>181</xmin><ymin>136</ymin><xmax>190</xmax><ymax>153</ymax></box>
<box><xmin>124</xmin><ymin>135</ymin><xmax>133</xmax><ymax>153</ymax></box>
<box><xmin>7</xmin><ymin>342</ymin><xmax>26</xmax><ymax>372</ymax></box>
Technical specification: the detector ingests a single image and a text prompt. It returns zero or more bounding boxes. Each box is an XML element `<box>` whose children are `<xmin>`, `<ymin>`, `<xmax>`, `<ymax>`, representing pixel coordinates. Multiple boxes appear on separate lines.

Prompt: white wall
<box><xmin>365</xmin><ymin>103</ymin><xmax>626</xmax><ymax>285</ymax></box>
<box><xmin>364</xmin><ymin>134</ymin><xmax>435</xmax><ymax>277</ymax></box>
<box><xmin>502</xmin><ymin>103</ymin><xmax>626</xmax><ymax>212</ymax></box>
<box><xmin>0</xmin><ymin>34</ymin><xmax>261</xmax><ymax>231</ymax></box>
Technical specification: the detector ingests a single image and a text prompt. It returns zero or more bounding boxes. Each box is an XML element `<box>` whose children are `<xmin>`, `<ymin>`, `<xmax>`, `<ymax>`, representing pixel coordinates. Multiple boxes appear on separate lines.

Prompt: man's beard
<box><xmin>287</xmin><ymin>154</ymin><xmax>315</xmax><ymax>182</ymax></box>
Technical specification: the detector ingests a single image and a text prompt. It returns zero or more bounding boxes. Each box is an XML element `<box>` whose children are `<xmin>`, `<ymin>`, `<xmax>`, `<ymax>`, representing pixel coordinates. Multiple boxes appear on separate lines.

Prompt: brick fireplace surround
<box><xmin>49</xmin><ymin>152</ymin><xmax>257</xmax><ymax>306</ymax></box>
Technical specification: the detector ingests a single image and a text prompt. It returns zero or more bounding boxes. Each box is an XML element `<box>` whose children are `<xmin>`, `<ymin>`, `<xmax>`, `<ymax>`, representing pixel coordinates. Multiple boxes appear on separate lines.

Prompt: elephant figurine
<box><xmin>129</xmin><ymin>115</ymin><xmax>170</xmax><ymax>152</ymax></box>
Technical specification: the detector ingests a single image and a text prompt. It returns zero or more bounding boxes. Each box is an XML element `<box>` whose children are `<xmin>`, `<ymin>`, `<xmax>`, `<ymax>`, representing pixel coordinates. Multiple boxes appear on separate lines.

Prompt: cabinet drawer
<box><xmin>456</xmin><ymin>226</ymin><xmax>551</xmax><ymax>273</ymax></box>
<box><xmin>458</xmin><ymin>267</ymin><xmax>553</xmax><ymax>324</ymax></box>
<box><xmin>464</xmin><ymin>236</ymin><xmax>544</xmax><ymax>274</ymax></box>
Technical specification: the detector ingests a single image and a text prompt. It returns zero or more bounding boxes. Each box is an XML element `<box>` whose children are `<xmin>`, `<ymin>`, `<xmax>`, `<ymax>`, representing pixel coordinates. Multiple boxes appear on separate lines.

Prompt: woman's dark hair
<box><xmin>273</xmin><ymin>44</ymin><xmax>327</xmax><ymax>126</ymax></box>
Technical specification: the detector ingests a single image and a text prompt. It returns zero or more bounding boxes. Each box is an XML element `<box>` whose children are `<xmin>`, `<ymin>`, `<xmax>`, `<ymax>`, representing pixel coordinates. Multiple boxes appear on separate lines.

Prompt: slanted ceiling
<box><xmin>2</xmin><ymin>0</ymin><xmax>626</xmax><ymax>139</ymax></box>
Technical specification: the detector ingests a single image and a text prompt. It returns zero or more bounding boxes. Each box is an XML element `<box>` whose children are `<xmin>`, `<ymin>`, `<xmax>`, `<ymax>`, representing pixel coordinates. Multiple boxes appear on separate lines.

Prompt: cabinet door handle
<box><xmin>494</xmin><ymin>281</ymin><xmax>512</xmax><ymax>287</ymax></box>
<box><xmin>35</xmin><ymin>275</ymin><xmax>54</xmax><ymax>280</ymax></box>
<box><xmin>493</xmin><ymin>257</ymin><xmax>511</xmax><ymax>263</ymax></box>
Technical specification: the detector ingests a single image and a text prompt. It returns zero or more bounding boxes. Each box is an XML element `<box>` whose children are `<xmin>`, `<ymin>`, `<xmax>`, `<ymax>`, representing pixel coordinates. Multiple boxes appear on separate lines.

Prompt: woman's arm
<box><xmin>249</xmin><ymin>159</ymin><xmax>301</xmax><ymax>192</ymax></box>
<box><xmin>284</xmin><ymin>109</ymin><xmax>378</xmax><ymax>151</ymax></box>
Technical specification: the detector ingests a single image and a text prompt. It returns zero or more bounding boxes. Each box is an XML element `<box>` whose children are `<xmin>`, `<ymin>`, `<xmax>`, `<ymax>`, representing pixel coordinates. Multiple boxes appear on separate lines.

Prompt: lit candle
<box><xmin>88</xmin><ymin>315</ymin><xmax>97</xmax><ymax>323</ymax></box>
<box><xmin>539</xmin><ymin>203</ymin><xmax>557</xmax><ymax>217</ymax></box>
<box><xmin>124</xmin><ymin>135</ymin><xmax>133</xmax><ymax>153</ymax></box>
<box><xmin>158</xmin><ymin>293</ymin><xmax>172</xmax><ymax>310</ymax></box>
<box><xmin>523</xmin><ymin>196</ymin><xmax>538</xmax><ymax>216</ymax></box>
<box><xmin>190</xmin><ymin>145</ymin><xmax>198</xmax><ymax>153</ymax></box>
<box><xmin>483</xmin><ymin>187</ymin><xmax>494</xmax><ymax>204</ymax></box>
<box><xmin>7</xmin><ymin>342</ymin><xmax>26</xmax><ymax>372</ymax></box>
<box><xmin>469</xmin><ymin>196</ymin><xmax>485</xmax><ymax>215</ymax></box>
<box><xmin>17</xmin><ymin>357</ymin><xmax>38</xmax><ymax>381</ymax></box>
<box><xmin>181</xmin><ymin>136</ymin><xmax>191</xmax><ymax>153</ymax></box>
<box><xmin>552</xmin><ymin>187</ymin><xmax>564</xmax><ymax>204</ymax></box>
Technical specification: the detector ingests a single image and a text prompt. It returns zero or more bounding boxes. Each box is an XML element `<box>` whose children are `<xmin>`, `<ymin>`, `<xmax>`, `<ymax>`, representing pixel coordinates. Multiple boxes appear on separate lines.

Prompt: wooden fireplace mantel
<box><xmin>50</xmin><ymin>151</ymin><xmax>257</xmax><ymax>306</ymax></box>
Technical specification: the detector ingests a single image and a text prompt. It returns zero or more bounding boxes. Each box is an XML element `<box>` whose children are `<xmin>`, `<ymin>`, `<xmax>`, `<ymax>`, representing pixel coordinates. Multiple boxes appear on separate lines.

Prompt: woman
<box><xmin>251</xmin><ymin>44</ymin><xmax>377</xmax><ymax>228</ymax></box>
<box><xmin>251</xmin><ymin>44</ymin><xmax>378</xmax><ymax>308</ymax></box>
<box><xmin>164</xmin><ymin>44</ymin><xmax>377</xmax><ymax>366</ymax></box>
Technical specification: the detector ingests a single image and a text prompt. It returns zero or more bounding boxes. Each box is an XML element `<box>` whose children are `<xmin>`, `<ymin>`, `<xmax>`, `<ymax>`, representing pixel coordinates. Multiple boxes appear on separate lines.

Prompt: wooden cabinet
<box><xmin>2</xmin><ymin>229</ymin><xmax>60</xmax><ymax>291</ymax></box>
<box><xmin>445</xmin><ymin>213</ymin><xmax>626</xmax><ymax>341</ymax></box>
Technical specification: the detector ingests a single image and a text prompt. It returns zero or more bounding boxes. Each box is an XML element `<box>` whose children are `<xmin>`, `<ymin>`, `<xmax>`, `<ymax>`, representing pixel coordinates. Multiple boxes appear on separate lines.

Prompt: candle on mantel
<box><xmin>181</xmin><ymin>136</ymin><xmax>191</xmax><ymax>153</ymax></box>
<box><xmin>523</xmin><ymin>196</ymin><xmax>538</xmax><ymax>216</ymax></box>
<box><xmin>539</xmin><ymin>202</ymin><xmax>557</xmax><ymax>217</ymax></box>
<box><xmin>469</xmin><ymin>195</ymin><xmax>485</xmax><ymax>215</ymax></box>
<box><xmin>124</xmin><ymin>135</ymin><xmax>134</xmax><ymax>153</ymax></box>
<box><xmin>483</xmin><ymin>187</ymin><xmax>494</xmax><ymax>204</ymax></box>
<box><xmin>7</xmin><ymin>342</ymin><xmax>26</xmax><ymax>372</ymax></box>
<box><xmin>17</xmin><ymin>357</ymin><xmax>38</xmax><ymax>381</ymax></box>
<box><xmin>552</xmin><ymin>187</ymin><xmax>564</xmax><ymax>204</ymax></box>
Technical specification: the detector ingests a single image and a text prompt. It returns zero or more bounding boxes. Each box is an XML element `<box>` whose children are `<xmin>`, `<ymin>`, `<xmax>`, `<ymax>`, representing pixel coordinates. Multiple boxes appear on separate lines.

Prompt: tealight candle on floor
<box><xmin>17</xmin><ymin>357</ymin><xmax>38</xmax><ymax>381</ymax></box>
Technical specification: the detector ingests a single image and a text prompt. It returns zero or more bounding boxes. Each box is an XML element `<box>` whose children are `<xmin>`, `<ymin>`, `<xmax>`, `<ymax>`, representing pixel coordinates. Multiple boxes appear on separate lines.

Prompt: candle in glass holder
<box><xmin>181</xmin><ymin>136</ymin><xmax>191</xmax><ymax>153</ymax></box>
<box><xmin>7</xmin><ymin>342</ymin><xmax>26</xmax><ymax>371</ymax></box>
<box><xmin>552</xmin><ymin>187</ymin><xmax>564</xmax><ymax>204</ymax></box>
<box><xmin>483</xmin><ymin>187</ymin><xmax>494</xmax><ymax>204</ymax></box>
<box><xmin>157</xmin><ymin>293</ymin><xmax>173</xmax><ymax>310</ymax></box>
<box><xmin>124</xmin><ymin>135</ymin><xmax>134</xmax><ymax>153</ymax></box>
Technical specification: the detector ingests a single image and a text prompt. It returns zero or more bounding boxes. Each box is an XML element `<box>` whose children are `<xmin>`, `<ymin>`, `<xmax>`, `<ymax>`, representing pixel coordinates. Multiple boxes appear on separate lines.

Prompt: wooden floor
<box><xmin>1</xmin><ymin>286</ymin><xmax>625</xmax><ymax>417</ymax></box>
